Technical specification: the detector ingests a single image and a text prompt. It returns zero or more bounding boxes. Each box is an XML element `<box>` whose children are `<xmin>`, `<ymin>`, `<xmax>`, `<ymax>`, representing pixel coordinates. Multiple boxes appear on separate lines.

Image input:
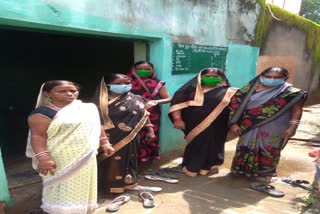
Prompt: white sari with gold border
<box><xmin>27</xmin><ymin>100</ymin><xmax>101</xmax><ymax>214</ymax></box>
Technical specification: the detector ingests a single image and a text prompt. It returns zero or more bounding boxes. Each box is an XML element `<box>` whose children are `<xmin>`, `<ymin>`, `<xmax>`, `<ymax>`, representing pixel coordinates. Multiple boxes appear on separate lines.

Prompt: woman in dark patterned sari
<box><xmin>169</xmin><ymin>68</ymin><xmax>237</xmax><ymax>177</ymax></box>
<box><xmin>229</xmin><ymin>67</ymin><xmax>307</xmax><ymax>182</ymax></box>
<box><xmin>95</xmin><ymin>74</ymin><xmax>155</xmax><ymax>194</ymax></box>
<box><xmin>128</xmin><ymin>61</ymin><xmax>171</xmax><ymax>162</ymax></box>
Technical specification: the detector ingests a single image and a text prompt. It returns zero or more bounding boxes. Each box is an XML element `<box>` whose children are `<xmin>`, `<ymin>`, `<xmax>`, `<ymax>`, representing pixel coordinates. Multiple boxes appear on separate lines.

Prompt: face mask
<box><xmin>108</xmin><ymin>84</ymin><xmax>132</xmax><ymax>94</ymax></box>
<box><xmin>201</xmin><ymin>76</ymin><xmax>222</xmax><ymax>86</ymax></box>
<box><xmin>260</xmin><ymin>77</ymin><xmax>285</xmax><ymax>87</ymax></box>
<box><xmin>135</xmin><ymin>69</ymin><xmax>153</xmax><ymax>78</ymax></box>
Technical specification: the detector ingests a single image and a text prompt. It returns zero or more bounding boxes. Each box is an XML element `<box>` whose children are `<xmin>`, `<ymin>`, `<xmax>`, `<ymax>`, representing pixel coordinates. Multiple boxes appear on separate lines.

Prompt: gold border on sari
<box><xmin>185</xmin><ymin>87</ymin><xmax>238</xmax><ymax>143</ymax></box>
<box><xmin>97</xmin><ymin>110</ymin><xmax>149</xmax><ymax>163</ymax></box>
<box><xmin>168</xmin><ymin>72</ymin><xmax>204</xmax><ymax>113</ymax></box>
<box><xmin>99</xmin><ymin>77</ymin><xmax>115</xmax><ymax>130</ymax></box>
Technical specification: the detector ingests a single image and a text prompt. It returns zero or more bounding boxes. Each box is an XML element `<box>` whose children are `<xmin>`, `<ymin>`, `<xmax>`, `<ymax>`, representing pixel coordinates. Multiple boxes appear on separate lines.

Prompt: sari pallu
<box><xmin>97</xmin><ymin>92</ymin><xmax>149</xmax><ymax>193</ymax></box>
<box><xmin>26</xmin><ymin>100</ymin><xmax>101</xmax><ymax>214</ymax></box>
<box><xmin>128</xmin><ymin>67</ymin><xmax>165</xmax><ymax>160</ymax></box>
<box><xmin>169</xmin><ymin>71</ymin><xmax>237</xmax><ymax>173</ymax></box>
<box><xmin>229</xmin><ymin>78</ymin><xmax>307</xmax><ymax>177</ymax></box>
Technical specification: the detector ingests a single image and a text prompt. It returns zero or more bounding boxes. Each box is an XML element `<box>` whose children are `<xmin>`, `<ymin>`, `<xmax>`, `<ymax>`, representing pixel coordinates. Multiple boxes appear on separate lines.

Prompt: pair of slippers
<box><xmin>250</xmin><ymin>183</ymin><xmax>285</xmax><ymax>197</ymax></box>
<box><xmin>281</xmin><ymin>177</ymin><xmax>312</xmax><ymax>190</ymax></box>
<box><xmin>106</xmin><ymin>192</ymin><xmax>155</xmax><ymax>212</ymax></box>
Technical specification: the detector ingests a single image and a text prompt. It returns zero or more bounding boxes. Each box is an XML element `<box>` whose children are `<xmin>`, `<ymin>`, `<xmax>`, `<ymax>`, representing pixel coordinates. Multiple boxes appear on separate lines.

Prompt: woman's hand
<box><xmin>145</xmin><ymin>128</ymin><xmax>156</xmax><ymax>142</ymax></box>
<box><xmin>101</xmin><ymin>143</ymin><xmax>115</xmax><ymax>157</ymax></box>
<box><xmin>145</xmin><ymin>100</ymin><xmax>158</xmax><ymax>109</ymax></box>
<box><xmin>230</xmin><ymin>124</ymin><xmax>241</xmax><ymax>136</ymax></box>
<box><xmin>174</xmin><ymin>120</ymin><xmax>186</xmax><ymax>130</ymax></box>
<box><xmin>281</xmin><ymin>126</ymin><xmax>297</xmax><ymax>139</ymax></box>
<box><xmin>37</xmin><ymin>155</ymin><xmax>56</xmax><ymax>175</ymax></box>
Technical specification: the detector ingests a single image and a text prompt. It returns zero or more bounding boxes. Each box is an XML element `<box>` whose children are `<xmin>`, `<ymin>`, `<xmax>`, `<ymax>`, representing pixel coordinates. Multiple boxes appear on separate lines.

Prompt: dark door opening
<box><xmin>0</xmin><ymin>28</ymin><xmax>134</xmax><ymax>157</ymax></box>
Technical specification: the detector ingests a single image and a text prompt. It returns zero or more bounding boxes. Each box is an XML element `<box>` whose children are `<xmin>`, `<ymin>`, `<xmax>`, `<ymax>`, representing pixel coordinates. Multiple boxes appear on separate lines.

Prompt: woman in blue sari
<box><xmin>229</xmin><ymin>67</ymin><xmax>307</xmax><ymax>182</ymax></box>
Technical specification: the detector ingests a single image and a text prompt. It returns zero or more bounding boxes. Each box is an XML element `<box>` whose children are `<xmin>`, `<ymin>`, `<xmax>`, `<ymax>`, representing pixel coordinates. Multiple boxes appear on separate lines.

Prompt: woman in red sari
<box><xmin>128</xmin><ymin>61</ymin><xmax>171</xmax><ymax>162</ymax></box>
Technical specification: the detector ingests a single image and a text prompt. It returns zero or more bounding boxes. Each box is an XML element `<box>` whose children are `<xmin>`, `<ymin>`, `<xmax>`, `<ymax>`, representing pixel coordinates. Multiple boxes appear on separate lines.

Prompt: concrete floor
<box><xmin>4</xmin><ymin>104</ymin><xmax>320</xmax><ymax>214</ymax></box>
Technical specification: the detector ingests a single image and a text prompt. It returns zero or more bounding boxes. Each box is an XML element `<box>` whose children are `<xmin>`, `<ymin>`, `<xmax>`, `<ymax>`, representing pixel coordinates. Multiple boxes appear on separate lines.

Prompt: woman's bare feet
<box><xmin>182</xmin><ymin>166</ymin><xmax>198</xmax><ymax>177</ymax></box>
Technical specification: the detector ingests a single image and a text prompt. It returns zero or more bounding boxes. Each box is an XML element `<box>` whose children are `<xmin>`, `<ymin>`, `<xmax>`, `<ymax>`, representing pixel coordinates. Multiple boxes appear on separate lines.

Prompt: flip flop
<box><xmin>159</xmin><ymin>166</ymin><xmax>183</xmax><ymax>174</ymax></box>
<box><xmin>139</xmin><ymin>191</ymin><xmax>155</xmax><ymax>208</ymax></box>
<box><xmin>144</xmin><ymin>174</ymin><xmax>179</xmax><ymax>184</ymax></box>
<box><xmin>106</xmin><ymin>195</ymin><xmax>130</xmax><ymax>212</ymax></box>
<box><xmin>282</xmin><ymin>177</ymin><xmax>312</xmax><ymax>190</ymax></box>
<box><xmin>130</xmin><ymin>185</ymin><xmax>163</xmax><ymax>192</ymax></box>
<box><xmin>156</xmin><ymin>169</ymin><xmax>178</xmax><ymax>179</ymax></box>
<box><xmin>250</xmin><ymin>182</ymin><xmax>285</xmax><ymax>197</ymax></box>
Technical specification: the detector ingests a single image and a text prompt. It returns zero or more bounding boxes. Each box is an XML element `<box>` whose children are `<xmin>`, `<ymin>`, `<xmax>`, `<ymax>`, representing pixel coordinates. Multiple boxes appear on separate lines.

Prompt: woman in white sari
<box><xmin>26</xmin><ymin>80</ymin><xmax>114</xmax><ymax>214</ymax></box>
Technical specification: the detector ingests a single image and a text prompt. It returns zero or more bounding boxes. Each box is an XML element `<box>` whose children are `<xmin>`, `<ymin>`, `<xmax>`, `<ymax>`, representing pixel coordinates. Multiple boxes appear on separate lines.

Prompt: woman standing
<box><xmin>169</xmin><ymin>68</ymin><xmax>237</xmax><ymax>177</ymax></box>
<box><xmin>128</xmin><ymin>61</ymin><xmax>171</xmax><ymax>162</ymax></box>
<box><xmin>96</xmin><ymin>74</ymin><xmax>155</xmax><ymax>194</ymax></box>
<box><xmin>229</xmin><ymin>67</ymin><xmax>307</xmax><ymax>182</ymax></box>
<box><xmin>27</xmin><ymin>80</ymin><xmax>114</xmax><ymax>214</ymax></box>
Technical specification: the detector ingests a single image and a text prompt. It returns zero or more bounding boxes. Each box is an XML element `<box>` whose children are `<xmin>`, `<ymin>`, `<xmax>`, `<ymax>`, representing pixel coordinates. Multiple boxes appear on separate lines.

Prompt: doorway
<box><xmin>0</xmin><ymin>28</ymin><xmax>135</xmax><ymax>157</ymax></box>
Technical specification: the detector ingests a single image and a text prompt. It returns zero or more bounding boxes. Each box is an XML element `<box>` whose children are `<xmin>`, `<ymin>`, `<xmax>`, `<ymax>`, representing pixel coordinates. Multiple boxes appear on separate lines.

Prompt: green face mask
<box><xmin>201</xmin><ymin>76</ymin><xmax>222</xmax><ymax>86</ymax></box>
<box><xmin>135</xmin><ymin>69</ymin><xmax>153</xmax><ymax>78</ymax></box>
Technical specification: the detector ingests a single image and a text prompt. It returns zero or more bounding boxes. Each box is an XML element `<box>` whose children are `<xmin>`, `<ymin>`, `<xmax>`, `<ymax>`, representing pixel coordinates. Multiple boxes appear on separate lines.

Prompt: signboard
<box><xmin>172</xmin><ymin>43</ymin><xmax>228</xmax><ymax>74</ymax></box>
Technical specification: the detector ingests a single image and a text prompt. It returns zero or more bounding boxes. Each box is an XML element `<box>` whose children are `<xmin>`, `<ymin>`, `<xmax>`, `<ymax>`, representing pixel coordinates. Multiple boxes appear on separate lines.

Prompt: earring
<box><xmin>45</xmin><ymin>96</ymin><xmax>52</xmax><ymax>103</ymax></box>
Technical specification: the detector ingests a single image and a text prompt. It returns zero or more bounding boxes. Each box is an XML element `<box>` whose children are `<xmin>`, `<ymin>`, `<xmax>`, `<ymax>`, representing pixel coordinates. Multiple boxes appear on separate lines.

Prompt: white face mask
<box><xmin>107</xmin><ymin>84</ymin><xmax>132</xmax><ymax>94</ymax></box>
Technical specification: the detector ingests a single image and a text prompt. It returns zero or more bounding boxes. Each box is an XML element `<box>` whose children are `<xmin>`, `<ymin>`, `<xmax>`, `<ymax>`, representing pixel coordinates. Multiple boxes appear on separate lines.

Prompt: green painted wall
<box><xmin>227</xmin><ymin>44</ymin><xmax>260</xmax><ymax>88</ymax></box>
<box><xmin>0</xmin><ymin>148</ymin><xmax>12</xmax><ymax>205</ymax></box>
<box><xmin>0</xmin><ymin>0</ymin><xmax>262</xmax><ymax>153</ymax></box>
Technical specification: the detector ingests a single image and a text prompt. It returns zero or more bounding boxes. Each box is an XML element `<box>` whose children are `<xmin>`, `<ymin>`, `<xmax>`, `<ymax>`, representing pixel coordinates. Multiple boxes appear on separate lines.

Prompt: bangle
<box><xmin>145</xmin><ymin>124</ymin><xmax>154</xmax><ymax>128</ymax></box>
<box><xmin>35</xmin><ymin>151</ymin><xmax>49</xmax><ymax>159</ymax></box>
<box><xmin>100</xmin><ymin>136</ymin><xmax>109</xmax><ymax>140</ymax></box>
<box><xmin>173</xmin><ymin>117</ymin><xmax>183</xmax><ymax>122</ymax></box>
<box><xmin>101</xmin><ymin>143</ymin><xmax>112</xmax><ymax>147</ymax></box>
<box><xmin>289</xmin><ymin>120</ymin><xmax>300</xmax><ymax>125</ymax></box>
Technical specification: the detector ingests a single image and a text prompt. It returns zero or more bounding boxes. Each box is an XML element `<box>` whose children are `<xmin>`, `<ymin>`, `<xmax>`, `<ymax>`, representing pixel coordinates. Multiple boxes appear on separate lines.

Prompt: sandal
<box><xmin>159</xmin><ymin>166</ymin><xmax>183</xmax><ymax>174</ymax></box>
<box><xmin>156</xmin><ymin>169</ymin><xmax>178</xmax><ymax>179</ymax></box>
<box><xmin>131</xmin><ymin>185</ymin><xmax>162</xmax><ymax>192</ymax></box>
<box><xmin>139</xmin><ymin>191</ymin><xmax>155</xmax><ymax>208</ymax></box>
<box><xmin>106</xmin><ymin>195</ymin><xmax>130</xmax><ymax>212</ymax></box>
<box><xmin>199</xmin><ymin>168</ymin><xmax>219</xmax><ymax>176</ymax></box>
<box><xmin>282</xmin><ymin>177</ymin><xmax>313</xmax><ymax>190</ymax></box>
<box><xmin>144</xmin><ymin>174</ymin><xmax>179</xmax><ymax>184</ymax></box>
<box><xmin>250</xmin><ymin>182</ymin><xmax>285</xmax><ymax>197</ymax></box>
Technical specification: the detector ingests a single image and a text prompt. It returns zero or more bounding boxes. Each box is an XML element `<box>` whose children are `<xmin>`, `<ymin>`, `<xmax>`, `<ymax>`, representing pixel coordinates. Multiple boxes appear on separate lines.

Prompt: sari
<box><xmin>26</xmin><ymin>100</ymin><xmax>101</xmax><ymax>214</ymax></box>
<box><xmin>229</xmin><ymin>76</ymin><xmax>307</xmax><ymax>178</ymax></box>
<box><xmin>128</xmin><ymin>66</ymin><xmax>165</xmax><ymax>161</ymax></box>
<box><xmin>169</xmin><ymin>70</ymin><xmax>237</xmax><ymax>173</ymax></box>
<box><xmin>97</xmin><ymin>87</ymin><xmax>149</xmax><ymax>193</ymax></box>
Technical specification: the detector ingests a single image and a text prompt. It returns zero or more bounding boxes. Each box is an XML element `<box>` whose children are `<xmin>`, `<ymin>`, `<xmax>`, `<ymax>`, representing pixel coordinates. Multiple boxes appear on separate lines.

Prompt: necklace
<box><xmin>47</xmin><ymin>102</ymin><xmax>61</xmax><ymax>111</ymax></box>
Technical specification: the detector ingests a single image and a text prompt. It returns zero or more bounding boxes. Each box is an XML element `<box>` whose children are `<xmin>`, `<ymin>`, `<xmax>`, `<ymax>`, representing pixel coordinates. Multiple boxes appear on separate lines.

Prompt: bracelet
<box><xmin>173</xmin><ymin>117</ymin><xmax>183</xmax><ymax>122</ymax></box>
<box><xmin>145</xmin><ymin>124</ymin><xmax>154</xmax><ymax>128</ymax></box>
<box><xmin>289</xmin><ymin>120</ymin><xmax>300</xmax><ymax>125</ymax></box>
<box><xmin>100</xmin><ymin>136</ymin><xmax>109</xmax><ymax>140</ymax></box>
<box><xmin>101</xmin><ymin>143</ymin><xmax>112</xmax><ymax>147</ymax></box>
<box><xmin>35</xmin><ymin>151</ymin><xmax>49</xmax><ymax>159</ymax></box>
